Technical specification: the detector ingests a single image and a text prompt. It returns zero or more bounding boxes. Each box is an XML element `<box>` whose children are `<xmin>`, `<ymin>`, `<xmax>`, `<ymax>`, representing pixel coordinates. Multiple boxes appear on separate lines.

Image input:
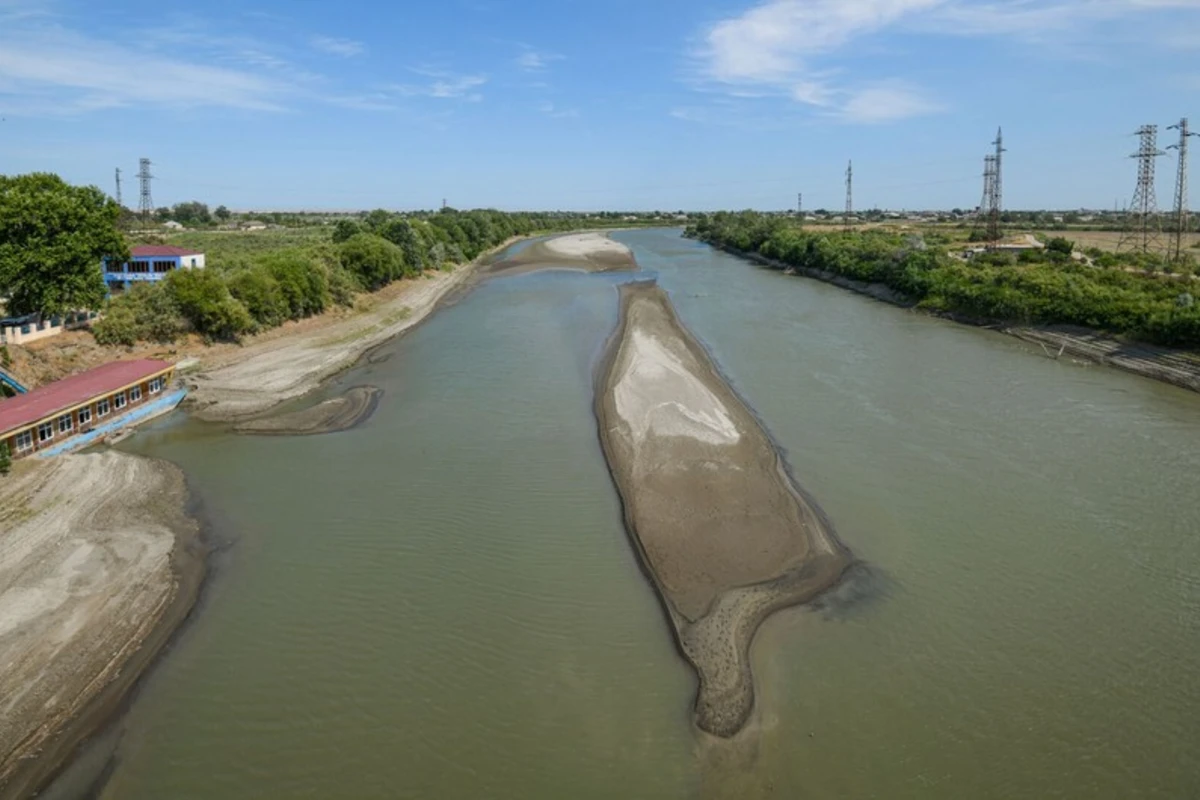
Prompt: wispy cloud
<box><xmin>392</xmin><ymin>67</ymin><xmax>488</xmax><ymax>101</ymax></box>
<box><xmin>516</xmin><ymin>48</ymin><xmax>563</xmax><ymax>71</ymax></box>
<box><xmin>311</xmin><ymin>35</ymin><xmax>366</xmax><ymax>58</ymax></box>
<box><xmin>693</xmin><ymin>0</ymin><xmax>1200</xmax><ymax>123</ymax></box>
<box><xmin>538</xmin><ymin>101</ymin><xmax>578</xmax><ymax>119</ymax></box>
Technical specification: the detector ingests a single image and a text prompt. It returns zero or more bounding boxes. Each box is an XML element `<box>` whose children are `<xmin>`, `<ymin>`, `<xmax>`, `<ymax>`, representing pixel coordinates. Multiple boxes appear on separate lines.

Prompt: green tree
<box><xmin>338</xmin><ymin>233</ymin><xmax>404</xmax><ymax>290</ymax></box>
<box><xmin>0</xmin><ymin>440</ymin><xmax>10</xmax><ymax>476</ymax></box>
<box><xmin>331</xmin><ymin>219</ymin><xmax>363</xmax><ymax>243</ymax></box>
<box><xmin>171</xmin><ymin>201</ymin><xmax>211</xmax><ymax>226</ymax></box>
<box><xmin>0</xmin><ymin>173</ymin><xmax>125</xmax><ymax>317</ymax></box>
<box><xmin>214</xmin><ymin>205</ymin><xmax>232</xmax><ymax>222</ymax></box>
<box><xmin>165</xmin><ymin>268</ymin><xmax>253</xmax><ymax>341</ymax></box>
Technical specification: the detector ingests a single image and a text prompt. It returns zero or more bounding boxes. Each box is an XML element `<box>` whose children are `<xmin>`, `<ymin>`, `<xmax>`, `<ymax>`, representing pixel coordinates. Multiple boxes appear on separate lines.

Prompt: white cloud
<box><xmin>311</xmin><ymin>35</ymin><xmax>366</xmax><ymax>58</ymax></box>
<box><xmin>538</xmin><ymin>101</ymin><xmax>579</xmax><ymax>119</ymax></box>
<box><xmin>393</xmin><ymin>68</ymin><xmax>488</xmax><ymax>101</ymax></box>
<box><xmin>837</xmin><ymin>81</ymin><xmax>942</xmax><ymax>123</ymax></box>
<box><xmin>0</xmin><ymin>26</ymin><xmax>289</xmax><ymax>112</ymax></box>
<box><xmin>516</xmin><ymin>49</ymin><xmax>563</xmax><ymax>71</ymax></box>
<box><xmin>694</xmin><ymin>0</ymin><xmax>1200</xmax><ymax>122</ymax></box>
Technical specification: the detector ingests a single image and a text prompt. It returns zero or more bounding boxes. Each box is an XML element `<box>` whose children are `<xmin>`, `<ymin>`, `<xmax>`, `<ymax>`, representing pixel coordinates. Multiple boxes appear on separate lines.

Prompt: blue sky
<box><xmin>1</xmin><ymin>0</ymin><xmax>1198</xmax><ymax>211</ymax></box>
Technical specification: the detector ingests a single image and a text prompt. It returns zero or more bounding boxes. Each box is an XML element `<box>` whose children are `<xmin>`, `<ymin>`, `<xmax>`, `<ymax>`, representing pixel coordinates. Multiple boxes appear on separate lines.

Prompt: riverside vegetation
<box><xmin>688</xmin><ymin>212</ymin><xmax>1200</xmax><ymax>348</ymax></box>
<box><xmin>93</xmin><ymin>209</ymin><xmax>594</xmax><ymax>346</ymax></box>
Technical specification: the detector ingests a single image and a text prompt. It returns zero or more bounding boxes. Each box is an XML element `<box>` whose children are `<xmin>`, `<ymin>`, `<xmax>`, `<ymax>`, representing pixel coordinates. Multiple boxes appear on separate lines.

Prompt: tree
<box><xmin>331</xmin><ymin>219</ymin><xmax>362</xmax><ymax>243</ymax></box>
<box><xmin>165</xmin><ymin>268</ymin><xmax>253</xmax><ymax>341</ymax></box>
<box><xmin>215</xmin><ymin>205</ymin><xmax>232</xmax><ymax>222</ymax></box>
<box><xmin>338</xmin><ymin>233</ymin><xmax>404</xmax><ymax>290</ymax></box>
<box><xmin>0</xmin><ymin>173</ymin><xmax>125</xmax><ymax>317</ymax></box>
<box><xmin>0</xmin><ymin>440</ymin><xmax>10</xmax><ymax>476</ymax></box>
<box><xmin>171</xmin><ymin>201</ymin><xmax>211</xmax><ymax>226</ymax></box>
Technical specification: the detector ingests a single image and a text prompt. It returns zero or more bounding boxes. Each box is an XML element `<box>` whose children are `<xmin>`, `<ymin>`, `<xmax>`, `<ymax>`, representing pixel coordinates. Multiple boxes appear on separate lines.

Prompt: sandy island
<box><xmin>0</xmin><ymin>453</ymin><xmax>202</xmax><ymax>799</ymax></box>
<box><xmin>235</xmin><ymin>385</ymin><xmax>382</xmax><ymax>436</ymax></box>
<box><xmin>595</xmin><ymin>281</ymin><xmax>854</xmax><ymax>737</ymax></box>
<box><xmin>486</xmin><ymin>232</ymin><xmax>637</xmax><ymax>277</ymax></box>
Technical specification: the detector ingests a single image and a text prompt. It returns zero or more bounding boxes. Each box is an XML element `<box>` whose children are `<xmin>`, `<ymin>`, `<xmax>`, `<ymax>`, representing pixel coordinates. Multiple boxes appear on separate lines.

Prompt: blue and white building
<box><xmin>103</xmin><ymin>245</ymin><xmax>206</xmax><ymax>293</ymax></box>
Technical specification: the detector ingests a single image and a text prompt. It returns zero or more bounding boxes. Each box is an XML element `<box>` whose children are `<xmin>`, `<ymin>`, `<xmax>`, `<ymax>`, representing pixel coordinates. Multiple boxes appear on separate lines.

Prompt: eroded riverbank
<box><xmin>0</xmin><ymin>453</ymin><xmax>203</xmax><ymax>800</ymax></box>
<box><xmin>486</xmin><ymin>232</ymin><xmax>637</xmax><ymax>277</ymax></box>
<box><xmin>595</xmin><ymin>281</ymin><xmax>854</xmax><ymax>737</ymax></box>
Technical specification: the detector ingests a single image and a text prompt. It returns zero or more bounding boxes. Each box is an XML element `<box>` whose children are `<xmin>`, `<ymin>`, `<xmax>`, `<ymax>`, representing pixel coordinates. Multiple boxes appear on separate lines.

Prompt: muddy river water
<box><xmin>57</xmin><ymin>228</ymin><xmax>1200</xmax><ymax>798</ymax></box>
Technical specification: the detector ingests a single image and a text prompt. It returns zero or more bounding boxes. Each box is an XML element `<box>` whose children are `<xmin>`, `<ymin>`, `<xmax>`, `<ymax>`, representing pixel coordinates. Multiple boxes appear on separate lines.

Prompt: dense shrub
<box><xmin>93</xmin><ymin>283</ymin><xmax>185</xmax><ymax>345</ymax></box>
<box><xmin>166</xmin><ymin>269</ymin><xmax>253</xmax><ymax>341</ymax></box>
<box><xmin>338</xmin><ymin>234</ymin><xmax>405</xmax><ymax>290</ymax></box>
<box><xmin>258</xmin><ymin>250</ymin><xmax>329</xmax><ymax>319</ymax></box>
<box><xmin>228</xmin><ymin>267</ymin><xmax>287</xmax><ymax>328</ymax></box>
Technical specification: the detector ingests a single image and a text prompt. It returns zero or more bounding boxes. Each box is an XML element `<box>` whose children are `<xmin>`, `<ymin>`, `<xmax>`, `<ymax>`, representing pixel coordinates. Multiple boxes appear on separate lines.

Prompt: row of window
<box><xmin>10</xmin><ymin>377</ymin><xmax>164</xmax><ymax>453</ymax></box>
<box><xmin>110</xmin><ymin>260</ymin><xmax>178</xmax><ymax>274</ymax></box>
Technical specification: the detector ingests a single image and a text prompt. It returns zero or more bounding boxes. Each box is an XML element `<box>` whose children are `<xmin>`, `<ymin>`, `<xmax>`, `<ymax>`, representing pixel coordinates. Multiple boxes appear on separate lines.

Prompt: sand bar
<box><xmin>235</xmin><ymin>385</ymin><xmax>382</xmax><ymax>436</ymax></box>
<box><xmin>0</xmin><ymin>453</ymin><xmax>202</xmax><ymax>799</ymax></box>
<box><xmin>595</xmin><ymin>281</ymin><xmax>853</xmax><ymax>737</ymax></box>
<box><xmin>487</xmin><ymin>232</ymin><xmax>636</xmax><ymax>277</ymax></box>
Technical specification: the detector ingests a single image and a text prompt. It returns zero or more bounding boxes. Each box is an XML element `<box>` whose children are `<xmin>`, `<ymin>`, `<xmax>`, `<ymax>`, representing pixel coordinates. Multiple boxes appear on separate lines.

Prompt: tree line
<box><xmin>686</xmin><ymin>212</ymin><xmax>1200</xmax><ymax>348</ymax></box>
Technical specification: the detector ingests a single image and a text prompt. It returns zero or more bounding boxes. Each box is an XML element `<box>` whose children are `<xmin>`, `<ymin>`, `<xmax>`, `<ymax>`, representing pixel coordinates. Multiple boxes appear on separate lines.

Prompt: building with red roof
<box><xmin>103</xmin><ymin>246</ymin><xmax>206</xmax><ymax>293</ymax></box>
<box><xmin>0</xmin><ymin>359</ymin><xmax>176</xmax><ymax>459</ymax></box>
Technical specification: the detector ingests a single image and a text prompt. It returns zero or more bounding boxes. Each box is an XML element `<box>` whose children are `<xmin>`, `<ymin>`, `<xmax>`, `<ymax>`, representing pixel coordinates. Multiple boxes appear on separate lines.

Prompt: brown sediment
<box><xmin>594</xmin><ymin>281</ymin><xmax>854</xmax><ymax>738</ymax></box>
<box><xmin>486</xmin><ymin>232</ymin><xmax>637</xmax><ymax>277</ymax></box>
<box><xmin>0</xmin><ymin>452</ymin><xmax>205</xmax><ymax>800</ymax></box>
<box><xmin>234</xmin><ymin>385</ymin><xmax>382</xmax><ymax>436</ymax></box>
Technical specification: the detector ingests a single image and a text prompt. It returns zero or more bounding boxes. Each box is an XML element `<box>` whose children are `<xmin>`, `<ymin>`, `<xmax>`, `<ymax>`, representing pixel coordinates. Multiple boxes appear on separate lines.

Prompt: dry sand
<box><xmin>187</xmin><ymin>267</ymin><xmax>473</xmax><ymax>422</ymax></box>
<box><xmin>0</xmin><ymin>453</ymin><xmax>202</xmax><ymax>799</ymax></box>
<box><xmin>595</xmin><ymin>281</ymin><xmax>853</xmax><ymax>737</ymax></box>
<box><xmin>235</xmin><ymin>385</ymin><xmax>382</xmax><ymax>436</ymax></box>
<box><xmin>486</xmin><ymin>231</ymin><xmax>636</xmax><ymax>277</ymax></box>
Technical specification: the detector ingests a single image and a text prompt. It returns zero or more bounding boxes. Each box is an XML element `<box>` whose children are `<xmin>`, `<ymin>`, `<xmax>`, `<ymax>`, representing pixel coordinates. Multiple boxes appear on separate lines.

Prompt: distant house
<box><xmin>0</xmin><ymin>312</ymin><xmax>99</xmax><ymax>346</ymax></box>
<box><xmin>242</xmin><ymin>221</ymin><xmax>268</xmax><ymax>231</ymax></box>
<box><xmin>102</xmin><ymin>245</ymin><xmax>206</xmax><ymax>293</ymax></box>
<box><xmin>163</xmin><ymin>220</ymin><xmax>185</xmax><ymax>230</ymax></box>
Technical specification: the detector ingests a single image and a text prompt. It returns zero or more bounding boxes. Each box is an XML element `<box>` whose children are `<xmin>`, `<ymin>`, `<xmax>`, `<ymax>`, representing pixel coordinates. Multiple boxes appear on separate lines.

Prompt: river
<box><xmin>58</xmin><ymin>228</ymin><xmax>1200</xmax><ymax>798</ymax></box>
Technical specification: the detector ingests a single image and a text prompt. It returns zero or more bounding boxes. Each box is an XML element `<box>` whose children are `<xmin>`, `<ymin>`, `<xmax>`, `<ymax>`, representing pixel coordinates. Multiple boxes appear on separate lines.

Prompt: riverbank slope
<box><xmin>0</xmin><ymin>453</ymin><xmax>203</xmax><ymax>800</ymax></box>
<box><xmin>595</xmin><ymin>281</ymin><xmax>853</xmax><ymax>737</ymax></box>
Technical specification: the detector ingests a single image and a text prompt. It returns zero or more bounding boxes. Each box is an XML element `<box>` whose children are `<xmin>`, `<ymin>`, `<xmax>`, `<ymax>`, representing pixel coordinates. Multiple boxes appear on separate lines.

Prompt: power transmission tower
<box><xmin>137</xmin><ymin>158</ymin><xmax>154</xmax><ymax>225</ymax></box>
<box><xmin>844</xmin><ymin>161</ymin><xmax>853</xmax><ymax>233</ymax></box>
<box><xmin>1166</xmin><ymin>118</ymin><xmax>1197</xmax><ymax>263</ymax></box>
<box><xmin>114</xmin><ymin>168</ymin><xmax>122</xmax><ymax>207</ymax></box>
<box><xmin>1118</xmin><ymin>125</ymin><xmax>1164</xmax><ymax>254</ymax></box>
<box><xmin>796</xmin><ymin>191</ymin><xmax>803</xmax><ymax>225</ymax></box>
<box><xmin>977</xmin><ymin>154</ymin><xmax>995</xmax><ymax>240</ymax></box>
<box><xmin>986</xmin><ymin>127</ymin><xmax>1005</xmax><ymax>245</ymax></box>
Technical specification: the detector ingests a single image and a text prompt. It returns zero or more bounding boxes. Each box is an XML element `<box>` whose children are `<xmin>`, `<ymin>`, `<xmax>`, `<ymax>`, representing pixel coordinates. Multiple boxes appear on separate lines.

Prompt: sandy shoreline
<box><xmin>235</xmin><ymin>385</ymin><xmax>382</xmax><ymax>436</ymax></box>
<box><xmin>486</xmin><ymin>231</ymin><xmax>637</xmax><ymax>277</ymax></box>
<box><xmin>0</xmin><ymin>453</ymin><xmax>203</xmax><ymax>800</ymax></box>
<box><xmin>594</xmin><ymin>281</ymin><xmax>854</xmax><ymax>737</ymax></box>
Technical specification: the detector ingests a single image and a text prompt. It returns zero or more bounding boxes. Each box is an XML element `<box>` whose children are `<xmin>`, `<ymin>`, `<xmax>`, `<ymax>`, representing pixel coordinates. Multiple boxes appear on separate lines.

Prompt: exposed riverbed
<box><xmin>51</xmin><ymin>229</ymin><xmax>1200</xmax><ymax>799</ymax></box>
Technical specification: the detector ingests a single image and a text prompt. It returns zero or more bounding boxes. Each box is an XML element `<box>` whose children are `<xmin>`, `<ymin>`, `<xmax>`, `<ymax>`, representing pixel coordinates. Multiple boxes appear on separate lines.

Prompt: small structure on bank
<box><xmin>102</xmin><ymin>245</ymin><xmax>206</xmax><ymax>294</ymax></box>
<box><xmin>0</xmin><ymin>359</ymin><xmax>180</xmax><ymax>460</ymax></box>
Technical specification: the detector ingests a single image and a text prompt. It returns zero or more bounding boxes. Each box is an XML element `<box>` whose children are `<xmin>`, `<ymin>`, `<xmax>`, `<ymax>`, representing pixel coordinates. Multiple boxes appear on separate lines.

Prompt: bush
<box><xmin>331</xmin><ymin>219</ymin><xmax>363</xmax><ymax>243</ymax></box>
<box><xmin>228</xmin><ymin>267</ymin><xmax>287</xmax><ymax>328</ymax></box>
<box><xmin>93</xmin><ymin>283</ymin><xmax>185</xmax><ymax>345</ymax></box>
<box><xmin>0</xmin><ymin>440</ymin><xmax>10</xmax><ymax>475</ymax></box>
<box><xmin>327</xmin><ymin>266</ymin><xmax>360</xmax><ymax>306</ymax></box>
<box><xmin>166</xmin><ymin>269</ymin><xmax>253</xmax><ymax>341</ymax></box>
<box><xmin>338</xmin><ymin>233</ymin><xmax>405</xmax><ymax>290</ymax></box>
<box><xmin>258</xmin><ymin>250</ymin><xmax>329</xmax><ymax>319</ymax></box>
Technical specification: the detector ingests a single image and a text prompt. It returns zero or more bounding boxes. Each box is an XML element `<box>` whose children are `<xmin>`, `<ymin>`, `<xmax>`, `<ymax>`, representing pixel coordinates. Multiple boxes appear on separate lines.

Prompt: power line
<box><xmin>1166</xmin><ymin>117</ymin><xmax>1197</xmax><ymax>263</ymax></box>
<box><xmin>987</xmin><ymin>127</ymin><xmax>1005</xmax><ymax>245</ymax></box>
<box><xmin>1118</xmin><ymin>125</ymin><xmax>1164</xmax><ymax>255</ymax></box>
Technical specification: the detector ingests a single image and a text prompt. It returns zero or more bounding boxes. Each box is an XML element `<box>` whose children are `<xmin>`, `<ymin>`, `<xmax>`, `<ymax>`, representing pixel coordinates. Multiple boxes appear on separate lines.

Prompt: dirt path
<box><xmin>0</xmin><ymin>453</ymin><xmax>203</xmax><ymax>799</ymax></box>
<box><xmin>595</xmin><ymin>282</ymin><xmax>853</xmax><ymax>737</ymax></box>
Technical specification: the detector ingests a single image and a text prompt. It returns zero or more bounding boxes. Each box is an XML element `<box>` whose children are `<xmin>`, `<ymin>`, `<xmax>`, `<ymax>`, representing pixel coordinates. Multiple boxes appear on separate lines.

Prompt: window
<box><xmin>189</xmin><ymin>258</ymin><xmax>197</xmax><ymax>267</ymax></box>
<box><xmin>38</xmin><ymin>422</ymin><xmax>54</xmax><ymax>443</ymax></box>
<box><xmin>153</xmin><ymin>260</ymin><xmax>175</xmax><ymax>273</ymax></box>
<box><xmin>58</xmin><ymin>414</ymin><xmax>73</xmax><ymax>434</ymax></box>
<box><xmin>130</xmin><ymin>261</ymin><xmax>150</xmax><ymax>274</ymax></box>
<box><xmin>15</xmin><ymin>430</ymin><xmax>32</xmax><ymax>452</ymax></box>
<box><xmin>113</xmin><ymin>391</ymin><xmax>127</xmax><ymax>410</ymax></box>
<box><xmin>149</xmin><ymin>377</ymin><xmax>164</xmax><ymax>394</ymax></box>
<box><xmin>78</xmin><ymin>406</ymin><xmax>92</xmax><ymax>426</ymax></box>
<box><xmin>130</xmin><ymin>385</ymin><xmax>142</xmax><ymax>402</ymax></box>
<box><xmin>97</xmin><ymin>397</ymin><xmax>110</xmax><ymax>417</ymax></box>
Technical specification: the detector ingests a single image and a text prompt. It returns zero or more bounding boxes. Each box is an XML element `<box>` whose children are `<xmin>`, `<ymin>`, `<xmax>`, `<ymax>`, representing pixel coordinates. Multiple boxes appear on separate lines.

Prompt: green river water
<box><xmin>57</xmin><ymin>228</ymin><xmax>1200</xmax><ymax>798</ymax></box>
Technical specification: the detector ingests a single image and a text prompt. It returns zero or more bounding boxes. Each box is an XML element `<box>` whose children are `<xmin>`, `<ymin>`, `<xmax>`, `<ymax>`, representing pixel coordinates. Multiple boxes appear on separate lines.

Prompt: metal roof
<box><xmin>0</xmin><ymin>359</ymin><xmax>173</xmax><ymax>435</ymax></box>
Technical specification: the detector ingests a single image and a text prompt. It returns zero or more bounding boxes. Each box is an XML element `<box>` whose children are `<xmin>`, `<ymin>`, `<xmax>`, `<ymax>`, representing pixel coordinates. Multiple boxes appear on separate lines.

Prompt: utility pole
<box><xmin>114</xmin><ymin>168</ymin><xmax>123</xmax><ymax>207</ymax></box>
<box><xmin>137</xmin><ymin>158</ymin><xmax>154</xmax><ymax>226</ymax></box>
<box><xmin>986</xmin><ymin>127</ymin><xmax>1005</xmax><ymax>245</ymax></box>
<box><xmin>1166</xmin><ymin>118</ymin><xmax>1197</xmax><ymax>263</ymax></box>
<box><xmin>1118</xmin><ymin>125</ymin><xmax>1164</xmax><ymax>255</ymax></box>
<box><xmin>844</xmin><ymin>161</ymin><xmax>853</xmax><ymax>233</ymax></box>
<box><xmin>796</xmin><ymin>191</ymin><xmax>803</xmax><ymax>225</ymax></box>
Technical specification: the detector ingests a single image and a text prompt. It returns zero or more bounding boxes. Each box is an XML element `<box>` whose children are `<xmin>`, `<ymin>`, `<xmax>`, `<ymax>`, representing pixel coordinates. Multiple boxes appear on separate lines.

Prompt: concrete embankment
<box><xmin>235</xmin><ymin>385</ymin><xmax>382</xmax><ymax>436</ymax></box>
<box><xmin>0</xmin><ymin>453</ymin><xmax>203</xmax><ymax>800</ymax></box>
<box><xmin>594</xmin><ymin>281</ymin><xmax>854</xmax><ymax>737</ymax></box>
<box><xmin>486</xmin><ymin>232</ymin><xmax>637</xmax><ymax>277</ymax></box>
